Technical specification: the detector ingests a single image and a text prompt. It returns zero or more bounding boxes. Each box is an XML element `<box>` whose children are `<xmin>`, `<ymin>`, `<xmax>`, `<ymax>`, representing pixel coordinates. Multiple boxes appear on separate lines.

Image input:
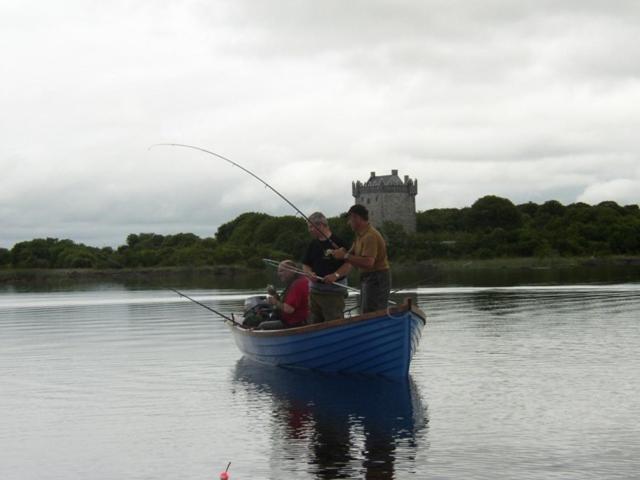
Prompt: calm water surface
<box><xmin>1</xmin><ymin>284</ymin><xmax>639</xmax><ymax>479</ymax></box>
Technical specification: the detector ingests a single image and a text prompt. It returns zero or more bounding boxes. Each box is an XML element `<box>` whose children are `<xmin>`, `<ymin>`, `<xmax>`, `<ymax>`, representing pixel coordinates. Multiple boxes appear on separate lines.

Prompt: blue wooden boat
<box><xmin>226</xmin><ymin>300</ymin><xmax>426</xmax><ymax>378</ymax></box>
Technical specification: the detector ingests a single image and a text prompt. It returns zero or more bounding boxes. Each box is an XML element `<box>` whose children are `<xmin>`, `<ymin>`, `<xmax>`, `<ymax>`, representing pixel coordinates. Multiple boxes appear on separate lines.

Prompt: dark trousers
<box><xmin>360</xmin><ymin>269</ymin><xmax>391</xmax><ymax>313</ymax></box>
<box><xmin>309</xmin><ymin>290</ymin><xmax>345</xmax><ymax>323</ymax></box>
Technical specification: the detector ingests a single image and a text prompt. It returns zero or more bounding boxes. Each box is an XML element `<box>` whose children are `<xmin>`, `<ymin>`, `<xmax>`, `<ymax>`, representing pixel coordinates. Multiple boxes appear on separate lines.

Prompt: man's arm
<box><xmin>331</xmin><ymin>236</ymin><xmax>377</xmax><ymax>269</ymax></box>
<box><xmin>344</xmin><ymin>252</ymin><xmax>374</xmax><ymax>269</ymax></box>
<box><xmin>335</xmin><ymin>262</ymin><xmax>352</xmax><ymax>277</ymax></box>
<box><xmin>322</xmin><ymin>261</ymin><xmax>352</xmax><ymax>284</ymax></box>
<box><xmin>268</xmin><ymin>294</ymin><xmax>296</xmax><ymax>314</ymax></box>
<box><xmin>280</xmin><ymin>301</ymin><xmax>295</xmax><ymax>314</ymax></box>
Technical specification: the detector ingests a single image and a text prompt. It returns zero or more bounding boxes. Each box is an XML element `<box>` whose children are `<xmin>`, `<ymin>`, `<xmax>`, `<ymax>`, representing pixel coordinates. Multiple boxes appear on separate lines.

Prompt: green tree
<box><xmin>380</xmin><ymin>221</ymin><xmax>409</xmax><ymax>260</ymax></box>
<box><xmin>216</xmin><ymin>212</ymin><xmax>270</xmax><ymax>243</ymax></box>
<box><xmin>417</xmin><ymin>208</ymin><xmax>466</xmax><ymax>233</ymax></box>
<box><xmin>0</xmin><ymin>248</ymin><xmax>10</xmax><ymax>267</ymax></box>
<box><xmin>517</xmin><ymin>202</ymin><xmax>539</xmax><ymax>218</ymax></box>
<box><xmin>327</xmin><ymin>214</ymin><xmax>354</xmax><ymax>246</ymax></box>
<box><xmin>468</xmin><ymin>196</ymin><xmax>523</xmax><ymax>231</ymax></box>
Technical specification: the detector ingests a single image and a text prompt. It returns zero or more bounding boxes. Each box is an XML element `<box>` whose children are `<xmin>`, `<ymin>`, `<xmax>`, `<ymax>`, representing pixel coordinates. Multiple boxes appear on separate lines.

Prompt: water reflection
<box><xmin>470</xmin><ymin>290</ymin><xmax>522</xmax><ymax>315</ymax></box>
<box><xmin>232</xmin><ymin>359</ymin><xmax>428</xmax><ymax>479</ymax></box>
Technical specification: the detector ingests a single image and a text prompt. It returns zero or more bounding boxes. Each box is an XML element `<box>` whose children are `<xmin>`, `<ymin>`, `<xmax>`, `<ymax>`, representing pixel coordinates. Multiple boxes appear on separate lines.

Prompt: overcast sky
<box><xmin>1</xmin><ymin>0</ymin><xmax>639</xmax><ymax>247</ymax></box>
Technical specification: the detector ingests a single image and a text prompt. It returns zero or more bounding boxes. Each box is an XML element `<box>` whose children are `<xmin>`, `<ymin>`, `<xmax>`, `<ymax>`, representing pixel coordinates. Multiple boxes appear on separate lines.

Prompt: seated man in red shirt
<box><xmin>257</xmin><ymin>260</ymin><xmax>310</xmax><ymax>330</ymax></box>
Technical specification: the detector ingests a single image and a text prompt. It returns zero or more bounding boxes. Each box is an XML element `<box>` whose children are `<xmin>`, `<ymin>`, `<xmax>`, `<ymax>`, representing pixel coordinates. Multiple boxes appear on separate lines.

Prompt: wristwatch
<box><xmin>334</xmin><ymin>272</ymin><xmax>340</xmax><ymax>279</ymax></box>
<box><xmin>344</xmin><ymin>253</ymin><xmax>350</xmax><ymax>261</ymax></box>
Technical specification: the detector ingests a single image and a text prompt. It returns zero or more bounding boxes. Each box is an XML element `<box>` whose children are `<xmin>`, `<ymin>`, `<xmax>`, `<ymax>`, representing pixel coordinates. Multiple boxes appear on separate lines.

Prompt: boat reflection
<box><xmin>232</xmin><ymin>358</ymin><xmax>429</xmax><ymax>479</ymax></box>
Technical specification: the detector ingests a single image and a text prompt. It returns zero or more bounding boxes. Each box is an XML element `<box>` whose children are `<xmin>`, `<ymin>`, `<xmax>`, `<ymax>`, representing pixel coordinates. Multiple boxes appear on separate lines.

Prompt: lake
<box><xmin>1</xmin><ymin>281</ymin><xmax>639</xmax><ymax>479</ymax></box>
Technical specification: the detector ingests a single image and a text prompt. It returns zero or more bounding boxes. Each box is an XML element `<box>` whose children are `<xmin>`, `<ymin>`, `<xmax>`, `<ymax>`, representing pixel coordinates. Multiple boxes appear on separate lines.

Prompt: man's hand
<box><xmin>267</xmin><ymin>295</ymin><xmax>278</xmax><ymax>306</ymax></box>
<box><xmin>323</xmin><ymin>273</ymin><xmax>338</xmax><ymax>284</ymax></box>
<box><xmin>331</xmin><ymin>247</ymin><xmax>347</xmax><ymax>260</ymax></box>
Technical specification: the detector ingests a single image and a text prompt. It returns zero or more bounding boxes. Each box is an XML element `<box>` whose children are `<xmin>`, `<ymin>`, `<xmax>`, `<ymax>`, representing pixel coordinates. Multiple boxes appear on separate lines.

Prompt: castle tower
<box><xmin>352</xmin><ymin>169</ymin><xmax>418</xmax><ymax>233</ymax></box>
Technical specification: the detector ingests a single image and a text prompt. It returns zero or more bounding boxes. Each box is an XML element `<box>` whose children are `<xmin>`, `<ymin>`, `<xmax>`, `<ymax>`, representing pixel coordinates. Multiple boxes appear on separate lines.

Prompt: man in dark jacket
<box><xmin>302</xmin><ymin>212</ymin><xmax>351</xmax><ymax>323</ymax></box>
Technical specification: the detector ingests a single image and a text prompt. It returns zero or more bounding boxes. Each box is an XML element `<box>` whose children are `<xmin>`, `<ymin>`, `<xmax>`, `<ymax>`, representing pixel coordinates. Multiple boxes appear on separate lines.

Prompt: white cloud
<box><xmin>578</xmin><ymin>177</ymin><xmax>640</xmax><ymax>206</ymax></box>
<box><xmin>1</xmin><ymin>0</ymin><xmax>639</xmax><ymax>247</ymax></box>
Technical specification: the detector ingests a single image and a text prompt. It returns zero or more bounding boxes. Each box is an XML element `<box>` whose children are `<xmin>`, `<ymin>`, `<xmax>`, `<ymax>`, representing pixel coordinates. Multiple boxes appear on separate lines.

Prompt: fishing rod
<box><xmin>262</xmin><ymin>258</ymin><xmax>362</xmax><ymax>295</ymax></box>
<box><xmin>341</xmin><ymin>273</ymin><xmax>432</xmax><ymax>312</ymax></box>
<box><xmin>263</xmin><ymin>258</ymin><xmax>397</xmax><ymax>305</ymax></box>
<box><xmin>149</xmin><ymin>143</ymin><xmax>340</xmax><ymax>249</ymax></box>
<box><xmin>168</xmin><ymin>288</ymin><xmax>242</xmax><ymax>325</ymax></box>
<box><xmin>388</xmin><ymin>271</ymin><xmax>440</xmax><ymax>295</ymax></box>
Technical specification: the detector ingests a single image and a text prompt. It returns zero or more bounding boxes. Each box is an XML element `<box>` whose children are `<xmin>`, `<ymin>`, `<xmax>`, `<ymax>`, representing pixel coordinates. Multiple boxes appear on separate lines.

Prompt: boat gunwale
<box><xmin>227</xmin><ymin>300</ymin><xmax>426</xmax><ymax>338</ymax></box>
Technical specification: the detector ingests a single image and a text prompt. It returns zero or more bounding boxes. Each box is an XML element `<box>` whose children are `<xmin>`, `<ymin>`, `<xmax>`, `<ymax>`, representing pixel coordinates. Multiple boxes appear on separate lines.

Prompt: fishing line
<box><xmin>388</xmin><ymin>272</ymin><xmax>439</xmax><ymax>295</ymax></box>
<box><xmin>149</xmin><ymin>143</ymin><xmax>340</xmax><ymax>249</ymax></box>
<box><xmin>167</xmin><ymin>288</ymin><xmax>241</xmax><ymax>325</ymax></box>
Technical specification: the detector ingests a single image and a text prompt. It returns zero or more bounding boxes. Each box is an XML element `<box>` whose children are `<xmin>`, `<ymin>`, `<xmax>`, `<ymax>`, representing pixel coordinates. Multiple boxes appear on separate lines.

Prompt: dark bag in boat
<box><xmin>242</xmin><ymin>295</ymin><xmax>274</xmax><ymax>328</ymax></box>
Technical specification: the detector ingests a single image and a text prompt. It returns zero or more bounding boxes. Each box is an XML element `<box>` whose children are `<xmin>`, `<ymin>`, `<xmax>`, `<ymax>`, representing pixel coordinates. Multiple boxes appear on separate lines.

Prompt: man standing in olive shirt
<box><xmin>328</xmin><ymin>204</ymin><xmax>391</xmax><ymax>313</ymax></box>
<box><xmin>302</xmin><ymin>212</ymin><xmax>351</xmax><ymax>323</ymax></box>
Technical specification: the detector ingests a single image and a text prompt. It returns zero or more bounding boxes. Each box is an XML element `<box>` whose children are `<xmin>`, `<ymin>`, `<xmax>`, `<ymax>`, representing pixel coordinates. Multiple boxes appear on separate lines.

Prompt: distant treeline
<box><xmin>1</xmin><ymin>196</ymin><xmax>639</xmax><ymax>270</ymax></box>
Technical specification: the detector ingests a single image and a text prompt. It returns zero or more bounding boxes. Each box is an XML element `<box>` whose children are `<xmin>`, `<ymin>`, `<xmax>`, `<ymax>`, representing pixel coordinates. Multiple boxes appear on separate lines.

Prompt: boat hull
<box><xmin>227</xmin><ymin>303</ymin><xmax>426</xmax><ymax>378</ymax></box>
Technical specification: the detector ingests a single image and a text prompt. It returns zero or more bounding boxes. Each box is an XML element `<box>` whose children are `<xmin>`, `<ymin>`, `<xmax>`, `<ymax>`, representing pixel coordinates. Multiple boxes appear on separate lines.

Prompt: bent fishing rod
<box><xmin>149</xmin><ymin>143</ymin><xmax>340</xmax><ymax>249</ymax></box>
<box><xmin>168</xmin><ymin>288</ymin><xmax>241</xmax><ymax>325</ymax></box>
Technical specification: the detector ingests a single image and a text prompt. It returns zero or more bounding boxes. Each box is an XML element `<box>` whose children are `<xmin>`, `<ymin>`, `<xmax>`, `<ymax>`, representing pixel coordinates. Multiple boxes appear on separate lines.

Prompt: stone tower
<box><xmin>352</xmin><ymin>170</ymin><xmax>418</xmax><ymax>233</ymax></box>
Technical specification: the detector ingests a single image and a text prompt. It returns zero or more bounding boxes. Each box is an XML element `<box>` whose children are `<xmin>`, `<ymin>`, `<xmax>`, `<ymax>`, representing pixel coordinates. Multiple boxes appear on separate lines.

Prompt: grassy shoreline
<box><xmin>1</xmin><ymin>256</ymin><xmax>639</xmax><ymax>285</ymax></box>
<box><xmin>405</xmin><ymin>255</ymin><xmax>640</xmax><ymax>271</ymax></box>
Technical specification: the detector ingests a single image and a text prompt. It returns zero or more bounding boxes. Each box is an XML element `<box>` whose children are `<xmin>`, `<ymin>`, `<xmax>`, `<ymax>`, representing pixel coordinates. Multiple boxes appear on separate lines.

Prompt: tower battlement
<box><xmin>352</xmin><ymin>170</ymin><xmax>418</xmax><ymax>233</ymax></box>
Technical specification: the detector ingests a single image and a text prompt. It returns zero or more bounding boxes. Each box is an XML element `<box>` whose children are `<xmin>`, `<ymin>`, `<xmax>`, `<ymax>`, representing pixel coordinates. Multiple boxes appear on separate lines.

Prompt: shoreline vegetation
<box><xmin>1</xmin><ymin>256</ymin><xmax>639</xmax><ymax>286</ymax></box>
<box><xmin>1</xmin><ymin>195</ymin><xmax>639</xmax><ymax>286</ymax></box>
